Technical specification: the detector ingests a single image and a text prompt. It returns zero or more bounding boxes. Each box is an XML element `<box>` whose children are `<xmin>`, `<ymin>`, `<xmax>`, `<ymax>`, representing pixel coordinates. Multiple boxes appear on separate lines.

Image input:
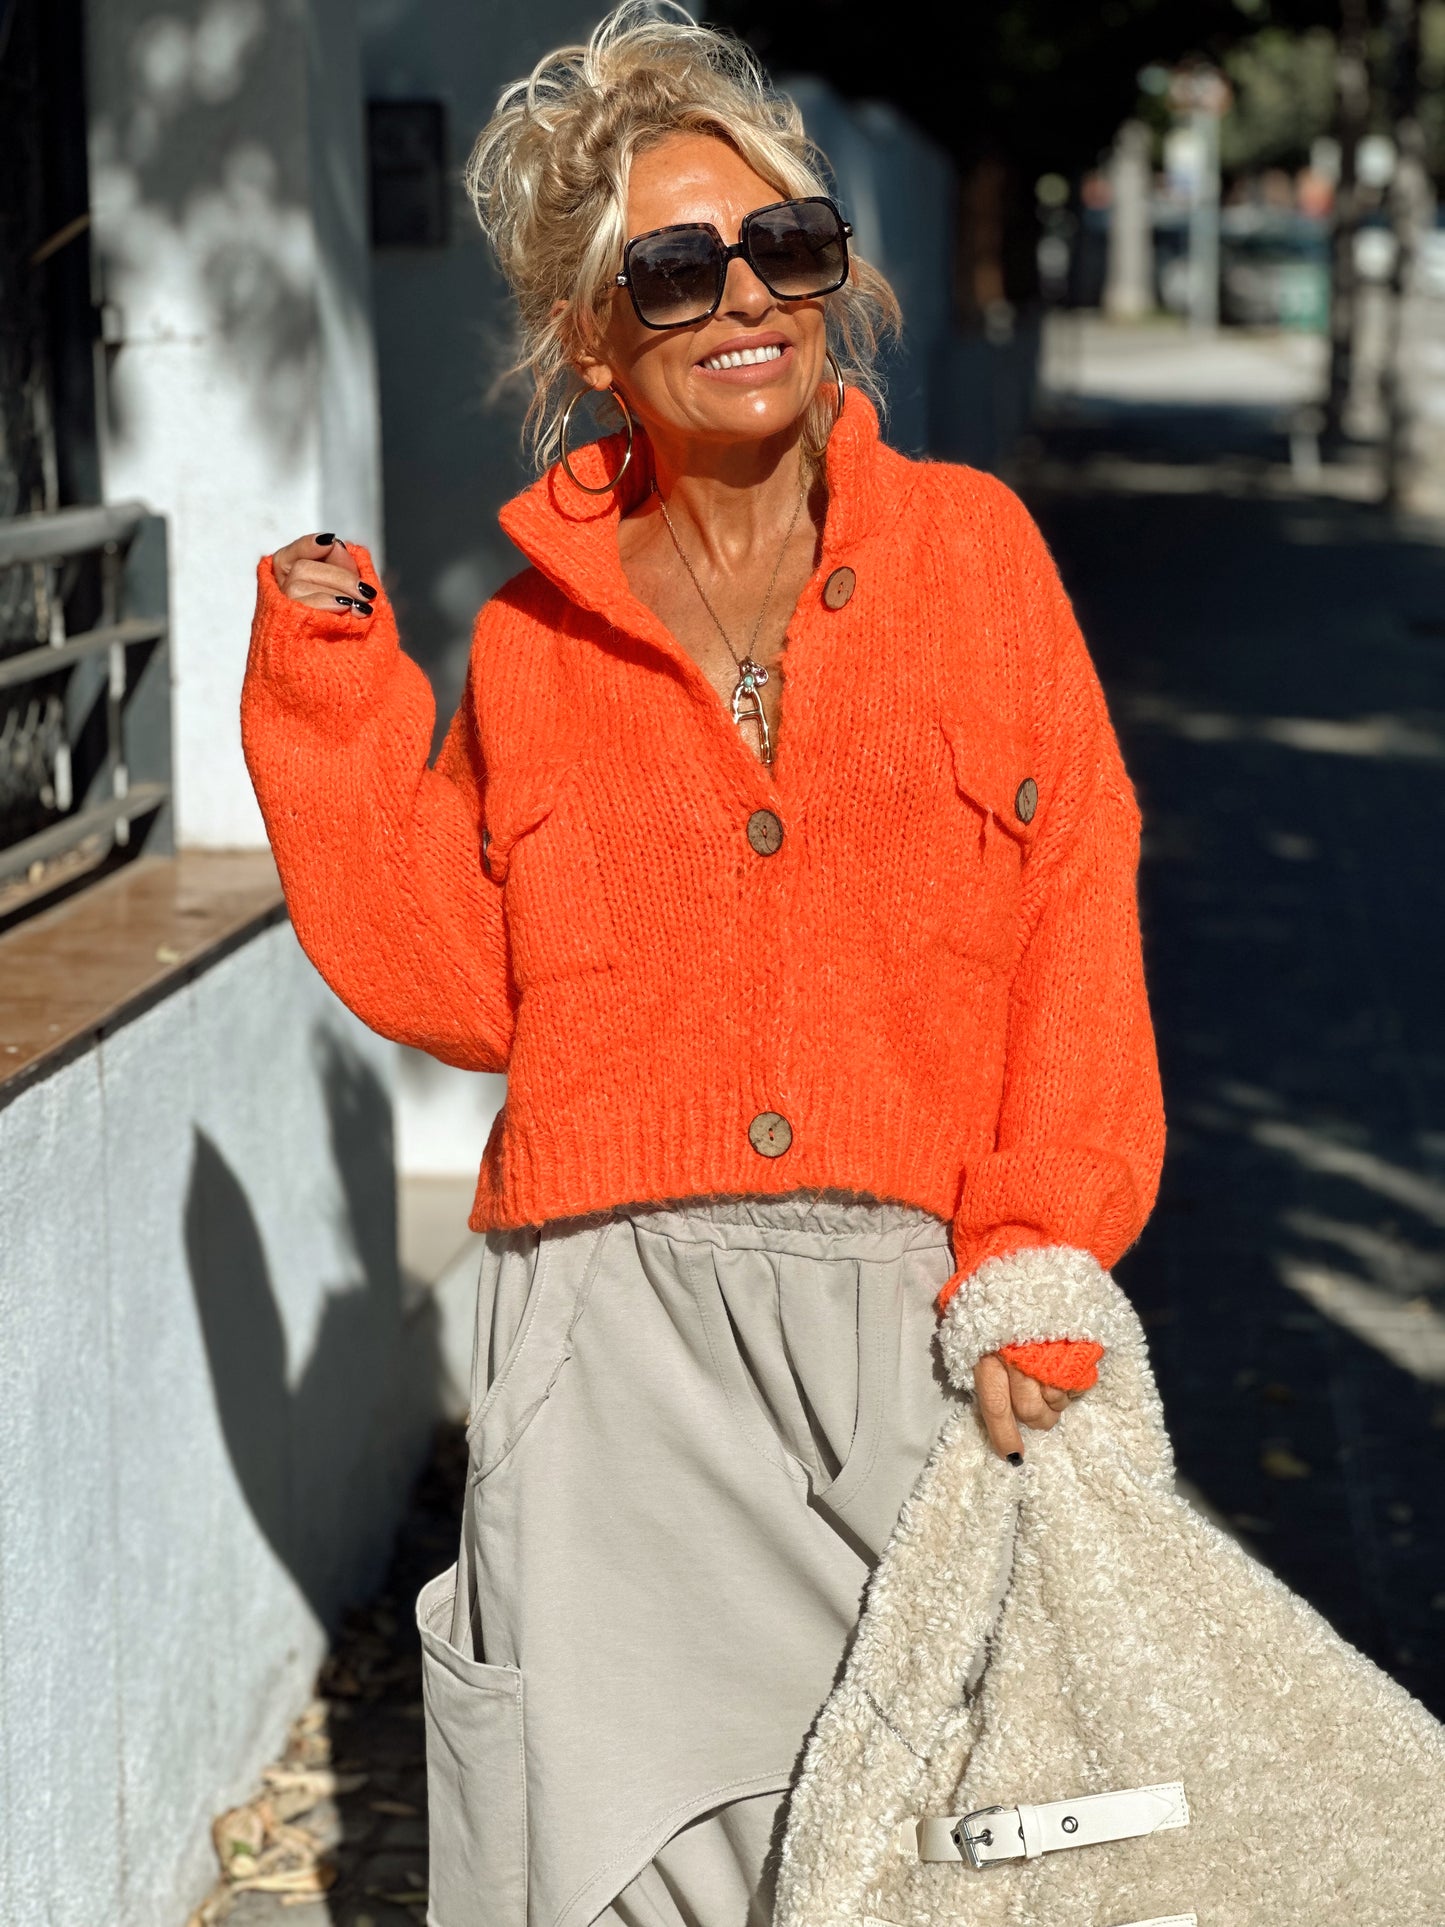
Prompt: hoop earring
<box><xmin>824</xmin><ymin>349</ymin><xmax>846</xmax><ymax>420</ymax></box>
<box><xmin>559</xmin><ymin>385</ymin><xmax>634</xmax><ymax>493</ymax></box>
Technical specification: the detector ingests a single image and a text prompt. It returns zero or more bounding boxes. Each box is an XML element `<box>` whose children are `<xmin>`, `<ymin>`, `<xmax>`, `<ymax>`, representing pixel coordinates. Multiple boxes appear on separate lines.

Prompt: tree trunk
<box><xmin>1323</xmin><ymin>0</ymin><xmax>1373</xmax><ymax>447</ymax></box>
<box><xmin>1380</xmin><ymin>0</ymin><xmax>1432</xmax><ymax>506</ymax></box>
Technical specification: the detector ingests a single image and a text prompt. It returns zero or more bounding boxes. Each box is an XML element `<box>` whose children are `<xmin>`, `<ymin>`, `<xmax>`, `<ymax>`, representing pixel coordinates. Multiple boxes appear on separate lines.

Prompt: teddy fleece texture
<box><xmin>240</xmin><ymin>390</ymin><xmax>1163</xmax><ymax>1348</ymax></box>
<box><xmin>773</xmin><ymin>1244</ymin><xmax>1445</xmax><ymax>1927</ymax></box>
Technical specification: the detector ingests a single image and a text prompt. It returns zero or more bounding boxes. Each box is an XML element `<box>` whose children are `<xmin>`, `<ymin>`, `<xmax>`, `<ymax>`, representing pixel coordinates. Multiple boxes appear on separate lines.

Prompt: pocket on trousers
<box><xmin>465</xmin><ymin>1219</ymin><xmax>612</xmax><ymax>1483</ymax></box>
<box><xmin>417</xmin><ymin>1564</ymin><xmax>527</xmax><ymax>1927</ymax></box>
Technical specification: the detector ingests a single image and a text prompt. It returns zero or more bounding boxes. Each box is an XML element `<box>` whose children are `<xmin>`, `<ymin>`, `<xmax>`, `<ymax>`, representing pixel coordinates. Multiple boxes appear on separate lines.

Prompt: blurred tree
<box><xmin>709</xmin><ymin>0</ymin><xmax>1346</xmax><ymax>316</ymax></box>
<box><xmin>1219</xmin><ymin>26</ymin><xmax>1339</xmax><ymax>171</ymax></box>
<box><xmin>712</xmin><ymin>4</ymin><xmax>1340</xmax><ymax>229</ymax></box>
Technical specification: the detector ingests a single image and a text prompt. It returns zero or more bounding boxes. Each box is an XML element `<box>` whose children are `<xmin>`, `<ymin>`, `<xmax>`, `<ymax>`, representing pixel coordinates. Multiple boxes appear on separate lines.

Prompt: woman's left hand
<box><xmin>973</xmin><ymin>1353</ymin><xmax>1086</xmax><ymax>1462</ymax></box>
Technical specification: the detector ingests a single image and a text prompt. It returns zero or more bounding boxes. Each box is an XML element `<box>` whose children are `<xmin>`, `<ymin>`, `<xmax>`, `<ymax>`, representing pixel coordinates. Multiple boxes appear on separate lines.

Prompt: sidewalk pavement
<box><xmin>1025</xmin><ymin>319</ymin><xmax>1445</xmax><ymax>1719</ymax></box>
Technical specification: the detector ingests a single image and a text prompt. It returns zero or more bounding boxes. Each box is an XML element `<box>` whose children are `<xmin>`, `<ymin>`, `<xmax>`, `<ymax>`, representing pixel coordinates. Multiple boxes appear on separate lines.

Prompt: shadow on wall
<box><xmin>185</xmin><ymin>1026</ymin><xmax>442</xmax><ymax>1621</ymax></box>
<box><xmin>87</xmin><ymin>0</ymin><xmax>372</xmax><ymax>474</ymax></box>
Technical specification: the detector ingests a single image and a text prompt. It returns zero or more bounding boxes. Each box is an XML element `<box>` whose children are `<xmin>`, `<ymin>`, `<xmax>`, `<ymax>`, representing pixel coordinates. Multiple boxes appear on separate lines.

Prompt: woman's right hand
<box><xmin>973</xmin><ymin>1352</ymin><xmax>1083</xmax><ymax>1463</ymax></box>
<box><xmin>271</xmin><ymin>533</ymin><xmax>376</xmax><ymax>617</ymax></box>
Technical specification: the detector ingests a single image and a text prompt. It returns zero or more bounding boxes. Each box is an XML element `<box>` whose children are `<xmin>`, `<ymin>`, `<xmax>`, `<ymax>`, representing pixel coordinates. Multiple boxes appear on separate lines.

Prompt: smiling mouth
<box><xmin>697</xmin><ymin>342</ymin><xmax>787</xmax><ymax>373</ymax></box>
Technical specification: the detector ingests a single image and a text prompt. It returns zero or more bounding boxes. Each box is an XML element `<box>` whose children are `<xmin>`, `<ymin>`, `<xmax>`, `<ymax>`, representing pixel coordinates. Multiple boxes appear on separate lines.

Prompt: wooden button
<box><xmin>748</xmin><ymin>1111</ymin><xmax>793</xmax><ymax>1158</ymax></box>
<box><xmin>822</xmin><ymin>566</ymin><xmax>856</xmax><ymax>610</ymax></box>
<box><xmin>747</xmin><ymin>808</ymin><xmax>784</xmax><ymax>856</ymax></box>
<box><xmin>1014</xmin><ymin>777</ymin><xmax>1038</xmax><ymax>824</ymax></box>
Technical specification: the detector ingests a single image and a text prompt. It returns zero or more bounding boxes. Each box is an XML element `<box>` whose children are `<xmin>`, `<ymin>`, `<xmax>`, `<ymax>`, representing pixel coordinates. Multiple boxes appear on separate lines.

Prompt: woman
<box><xmin>240</xmin><ymin>8</ymin><xmax>1163</xmax><ymax>1925</ymax></box>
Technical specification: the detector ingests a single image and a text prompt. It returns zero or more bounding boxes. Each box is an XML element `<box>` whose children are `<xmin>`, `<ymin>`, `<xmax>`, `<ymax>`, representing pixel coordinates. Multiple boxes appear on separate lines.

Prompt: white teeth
<box><xmin>701</xmin><ymin>343</ymin><xmax>784</xmax><ymax>372</ymax></box>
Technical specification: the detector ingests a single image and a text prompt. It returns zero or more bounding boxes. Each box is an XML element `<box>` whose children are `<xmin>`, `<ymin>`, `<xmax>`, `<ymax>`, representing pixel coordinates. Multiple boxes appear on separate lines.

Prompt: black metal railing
<box><xmin>0</xmin><ymin>500</ymin><xmax>172</xmax><ymax>920</ymax></box>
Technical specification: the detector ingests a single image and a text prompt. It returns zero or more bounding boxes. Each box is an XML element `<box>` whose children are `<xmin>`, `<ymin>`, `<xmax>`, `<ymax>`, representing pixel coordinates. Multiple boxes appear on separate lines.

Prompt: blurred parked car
<box><xmin>1217</xmin><ymin>207</ymin><xmax>1329</xmax><ymax>331</ymax></box>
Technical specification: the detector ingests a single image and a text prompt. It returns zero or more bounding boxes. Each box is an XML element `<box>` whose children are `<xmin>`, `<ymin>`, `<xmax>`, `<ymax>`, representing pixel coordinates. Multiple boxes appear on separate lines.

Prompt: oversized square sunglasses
<box><xmin>614</xmin><ymin>195</ymin><xmax>853</xmax><ymax>330</ymax></box>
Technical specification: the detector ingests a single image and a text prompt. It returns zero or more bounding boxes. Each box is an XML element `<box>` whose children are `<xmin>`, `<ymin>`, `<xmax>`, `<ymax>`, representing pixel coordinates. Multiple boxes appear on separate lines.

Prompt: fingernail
<box><xmin>333</xmin><ymin>594</ymin><xmax>354</xmax><ymax>607</ymax></box>
<box><xmin>315</xmin><ymin>532</ymin><xmax>335</xmax><ymax>545</ymax></box>
<box><xmin>355</xmin><ymin>601</ymin><xmax>372</xmax><ymax>616</ymax></box>
<box><xmin>357</xmin><ymin>582</ymin><xmax>377</xmax><ymax>599</ymax></box>
<box><xmin>1006</xmin><ymin>1451</ymin><xmax>1023</xmax><ymax>1467</ymax></box>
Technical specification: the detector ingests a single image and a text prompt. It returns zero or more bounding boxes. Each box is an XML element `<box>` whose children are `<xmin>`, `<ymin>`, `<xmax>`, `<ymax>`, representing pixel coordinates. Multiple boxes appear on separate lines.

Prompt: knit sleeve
<box><xmin>239</xmin><ymin>547</ymin><xmax>513</xmax><ymax>1071</ymax></box>
<box><xmin>938</xmin><ymin>487</ymin><xmax>1165</xmax><ymax>1334</ymax></box>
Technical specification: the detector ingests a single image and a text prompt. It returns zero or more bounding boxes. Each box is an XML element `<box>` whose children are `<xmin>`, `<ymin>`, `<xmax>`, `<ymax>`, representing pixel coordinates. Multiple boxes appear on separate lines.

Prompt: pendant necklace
<box><xmin>653</xmin><ymin>478</ymin><xmax>807</xmax><ymax>766</ymax></box>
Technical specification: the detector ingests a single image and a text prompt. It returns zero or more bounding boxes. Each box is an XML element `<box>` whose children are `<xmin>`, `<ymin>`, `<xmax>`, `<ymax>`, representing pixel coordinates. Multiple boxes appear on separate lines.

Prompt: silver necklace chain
<box><xmin>653</xmin><ymin>478</ymin><xmax>807</xmax><ymax>765</ymax></box>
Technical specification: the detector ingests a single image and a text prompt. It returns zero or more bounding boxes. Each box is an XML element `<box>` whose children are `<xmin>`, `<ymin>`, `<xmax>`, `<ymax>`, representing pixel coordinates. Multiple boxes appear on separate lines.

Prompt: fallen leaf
<box><xmin>1230</xmin><ymin>1513</ymin><xmax>1273</xmax><ymax>1534</ymax></box>
<box><xmin>1260</xmin><ymin>1444</ymin><xmax>1311</xmax><ymax>1480</ymax></box>
<box><xmin>231</xmin><ymin>1862</ymin><xmax>337</xmax><ymax>1897</ymax></box>
<box><xmin>263</xmin><ymin>1765</ymin><xmax>368</xmax><ymax>1799</ymax></box>
<box><xmin>270</xmin><ymin>1821</ymin><xmax>323</xmax><ymax>1855</ymax></box>
<box><xmin>212</xmin><ymin>1803</ymin><xmax>265</xmax><ymax>1872</ymax></box>
<box><xmin>320</xmin><ymin>1660</ymin><xmax>363</xmax><ymax>1697</ymax></box>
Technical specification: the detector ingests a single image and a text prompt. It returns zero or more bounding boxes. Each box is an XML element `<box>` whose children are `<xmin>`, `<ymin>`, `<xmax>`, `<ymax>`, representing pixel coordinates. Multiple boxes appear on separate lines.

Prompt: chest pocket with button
<box><xmin>481</xmin><ymin>759</ymin><xmax>619</xmax><ymax>988</ymax></box>
<box><xmin>934</xmin><ymin>711</ymin><xmax>1040</xmax><ymax>971</ymax></box>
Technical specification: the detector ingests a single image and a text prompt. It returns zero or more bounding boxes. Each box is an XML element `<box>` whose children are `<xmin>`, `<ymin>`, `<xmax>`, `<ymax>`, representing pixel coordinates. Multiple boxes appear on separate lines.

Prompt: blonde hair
<box><xmin>465</xmin><ymin>0</ymin><xmax>901</xmax><ymax>468</ymax></box>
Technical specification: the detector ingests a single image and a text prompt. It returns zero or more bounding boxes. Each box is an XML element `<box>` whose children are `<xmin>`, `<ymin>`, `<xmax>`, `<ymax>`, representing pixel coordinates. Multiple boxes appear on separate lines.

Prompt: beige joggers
<box><xmin>416</xmin><ymin>1195</ymin><xmax>966</xmax><ymax>1927</ymax></box>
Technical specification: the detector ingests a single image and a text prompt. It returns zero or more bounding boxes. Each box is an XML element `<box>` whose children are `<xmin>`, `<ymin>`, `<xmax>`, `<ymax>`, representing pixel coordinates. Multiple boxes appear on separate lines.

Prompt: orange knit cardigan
<box><xmin>241</xmin><ymin>392</ymin><xmax>1164</xmax><ymax>1392</ymax></box>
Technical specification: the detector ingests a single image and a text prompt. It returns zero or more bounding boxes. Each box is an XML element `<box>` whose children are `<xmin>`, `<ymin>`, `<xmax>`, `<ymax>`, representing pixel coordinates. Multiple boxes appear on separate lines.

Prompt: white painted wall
<box><xmin>84</xmin><ymin>0</ymin><xmax>383</xmax><ymax>851</ymax></box>
<box><xmin>0</xmin><ymin>924</ymin><xmax>449</xmax><ymax>1927</ymax></box>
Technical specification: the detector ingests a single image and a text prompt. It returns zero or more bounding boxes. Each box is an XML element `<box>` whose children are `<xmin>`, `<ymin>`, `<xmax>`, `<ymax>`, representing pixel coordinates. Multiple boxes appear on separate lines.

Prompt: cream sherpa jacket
<box><xmin>775</xmin><ymin>1247</ymin><xmax>1445</xmax><ymax>1927</ymax></box>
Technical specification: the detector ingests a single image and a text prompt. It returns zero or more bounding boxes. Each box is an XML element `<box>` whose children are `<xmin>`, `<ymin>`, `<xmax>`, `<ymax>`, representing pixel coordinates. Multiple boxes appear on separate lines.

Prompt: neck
<box><xmin>644</xmin><ymin>421</ymin><xmax>814</xmax><ymax>566</ymax></box>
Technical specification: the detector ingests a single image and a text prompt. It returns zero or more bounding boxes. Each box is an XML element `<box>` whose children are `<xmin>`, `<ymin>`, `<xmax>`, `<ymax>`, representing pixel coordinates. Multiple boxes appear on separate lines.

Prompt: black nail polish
<box><xmin>1007</xmin><ymin>1451</ymin><xmax>1023</xmax><ymax>1466</ymax></box>
<box><xmin>315</xmin><ymin>532</ymin><xmax>335</xmax><ymax>545</ymax></box>
<box><xmin>355</xmin><ymin>601</ymin><xmax>372</xmax><ymax>616</ymax></box>
<box><xmin>357</xmin><ymin>582</ymin><xmax>377</xmax><ymax>599</ymax></box>
<box><xmin>333</xmin><ymin>594</ymin><xmax>354</xmax><ymax>607</ymax></box>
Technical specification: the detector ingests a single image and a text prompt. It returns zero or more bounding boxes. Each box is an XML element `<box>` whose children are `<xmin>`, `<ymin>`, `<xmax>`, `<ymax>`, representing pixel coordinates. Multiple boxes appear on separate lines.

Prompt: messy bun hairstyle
<box><xmin>466</xmin><ymin>0</ymin><xmax>901</xmax><ymax>469</ymax></box>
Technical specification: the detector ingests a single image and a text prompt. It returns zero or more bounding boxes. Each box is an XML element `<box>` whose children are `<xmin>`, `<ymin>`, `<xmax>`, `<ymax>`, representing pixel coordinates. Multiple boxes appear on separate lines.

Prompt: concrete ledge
<box><xmin>0</xmin><ymin>850</ymin><xmax>287</xmax><ymax>1105</ymax></box>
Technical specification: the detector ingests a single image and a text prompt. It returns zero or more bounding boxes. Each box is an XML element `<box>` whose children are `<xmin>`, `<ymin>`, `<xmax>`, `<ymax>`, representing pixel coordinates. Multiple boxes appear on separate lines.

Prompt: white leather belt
<box><xmin>898</xmin><ymin>1781</ymin><xmax>1189</xmax><ymax>1867</ymax></box>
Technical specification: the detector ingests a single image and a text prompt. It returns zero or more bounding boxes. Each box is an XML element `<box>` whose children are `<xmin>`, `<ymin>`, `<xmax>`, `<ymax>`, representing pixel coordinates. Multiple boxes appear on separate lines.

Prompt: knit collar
<box><xmin>497</xmin><ymin>386</ymin><xmax>891</xmax><ymax>648</ymax></box>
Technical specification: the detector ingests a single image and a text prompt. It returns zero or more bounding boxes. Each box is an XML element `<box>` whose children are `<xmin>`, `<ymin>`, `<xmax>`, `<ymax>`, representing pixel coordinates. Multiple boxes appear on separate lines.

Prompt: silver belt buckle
<box><xmin>951</xmin><ymin>1804</ymin><xmax>1012</xmax><ymax>1870</ymax></box>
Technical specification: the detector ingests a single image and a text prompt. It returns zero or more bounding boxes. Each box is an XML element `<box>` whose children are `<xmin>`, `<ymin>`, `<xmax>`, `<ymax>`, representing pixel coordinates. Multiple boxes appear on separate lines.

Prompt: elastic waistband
<box><xmin>619</xmin><ymin>1189</ymin><xmax>953</xmax><ymax>1261</ymax></box>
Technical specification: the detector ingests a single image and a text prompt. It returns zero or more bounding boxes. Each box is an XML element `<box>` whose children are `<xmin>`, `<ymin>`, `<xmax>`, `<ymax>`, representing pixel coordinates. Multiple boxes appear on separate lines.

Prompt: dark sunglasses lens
<box><xmin>627</xmin><ymin>230</ymin><xmax>722</xmax><ymax>325</ymax></box>
<box><xmin>747</xmin><ymin>202</ymin><xmax>847</xmax><ymax>298</ymax></box>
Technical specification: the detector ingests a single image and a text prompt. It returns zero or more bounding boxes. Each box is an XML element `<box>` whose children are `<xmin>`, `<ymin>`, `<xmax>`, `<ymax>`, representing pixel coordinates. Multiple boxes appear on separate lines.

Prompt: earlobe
<box><xmin>550</xmin><ymin>293</ymin><xmax>615</xmax><ymax>395</ymax></box>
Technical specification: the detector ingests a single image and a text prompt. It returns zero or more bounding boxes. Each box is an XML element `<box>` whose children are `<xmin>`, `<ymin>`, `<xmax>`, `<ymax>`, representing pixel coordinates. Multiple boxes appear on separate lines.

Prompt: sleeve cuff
<box><xmin>997</xmin><ymin>1337</ymin><xmax>1104</xmax><ymax>1391</ymax></box>
<box><xmin>935</xmin><ymin>1244</ymin><xmax>1137</xmax><ymax>1392</ymax></box>
<box><xmin>246</xmin><ymin>542</ymin><xmax>401</xmax><ymax>730</ymax></box>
